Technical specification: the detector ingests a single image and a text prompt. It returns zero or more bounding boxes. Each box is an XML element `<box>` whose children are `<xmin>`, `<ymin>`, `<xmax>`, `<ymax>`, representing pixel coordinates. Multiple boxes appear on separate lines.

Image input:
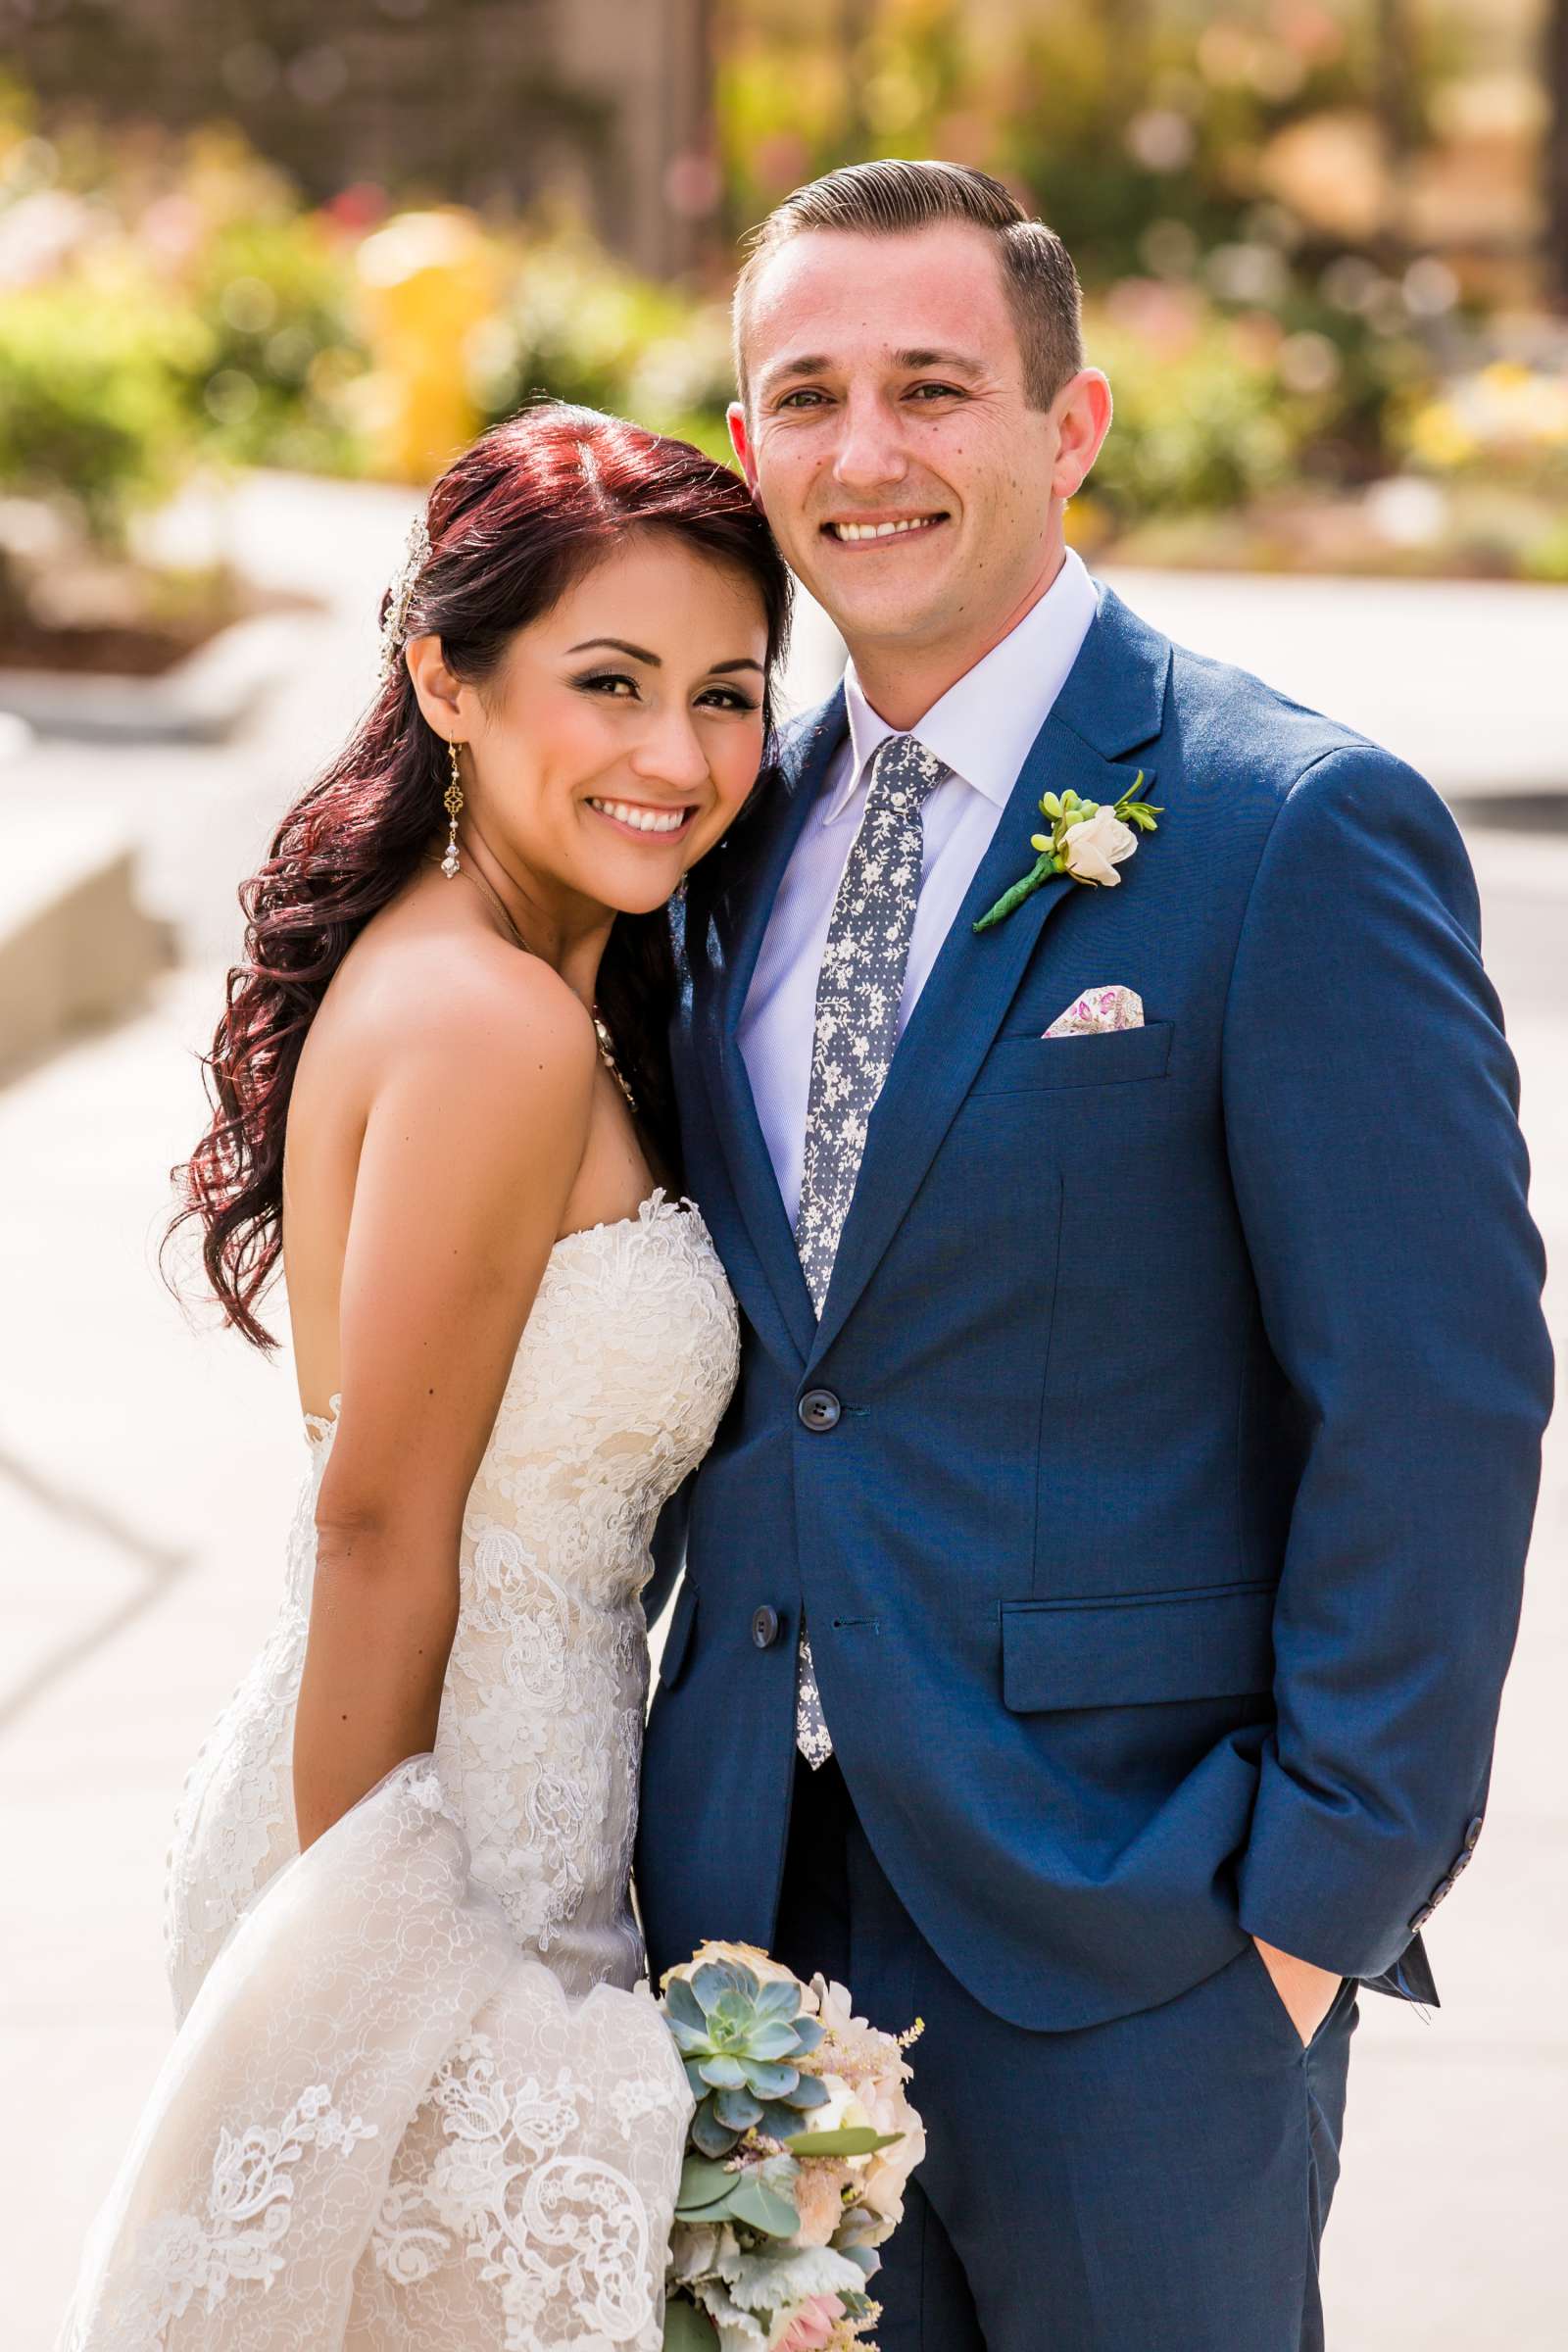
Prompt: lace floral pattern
<box><xmin>65</xmin><ymin>1197</ymin><xmax>734</xmax><ymax>2349</ymax></box>
<box><xmin>109</xmin><ymin>2084</ymin><xmax>378</xmax><ymax>2345</ymax></box>
<box><xmin>360</xmin><ymin>2019</ymin><xmax>690</xmax><ymax>2351</ymax></box>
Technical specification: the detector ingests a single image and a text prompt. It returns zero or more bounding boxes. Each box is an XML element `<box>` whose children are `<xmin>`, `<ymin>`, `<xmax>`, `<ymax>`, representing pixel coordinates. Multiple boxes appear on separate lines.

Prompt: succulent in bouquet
<box><xmin>660</xmin><ymin>1943</ymin><xmax>925</xmax><ymax>2352</ymax></box>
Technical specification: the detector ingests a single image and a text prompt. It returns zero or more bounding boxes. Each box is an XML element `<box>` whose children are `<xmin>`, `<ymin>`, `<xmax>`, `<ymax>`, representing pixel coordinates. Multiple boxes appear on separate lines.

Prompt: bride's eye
<box><xmin>697</xmin><ymin>686</ymin><xmax>760</xmax><ymax>713</ymax></box>
<box><xmin>574</xmin><ymin>671</ymin><xmax>640</xmax><ymax>700</ymax></box>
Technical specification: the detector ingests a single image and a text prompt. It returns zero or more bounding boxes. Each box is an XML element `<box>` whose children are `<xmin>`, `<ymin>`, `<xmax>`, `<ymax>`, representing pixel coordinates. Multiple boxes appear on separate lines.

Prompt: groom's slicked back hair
<box><xmin>734</xmin><ymin>159</ymin><xmax>1084</xmax><ymax>412</ymax></box>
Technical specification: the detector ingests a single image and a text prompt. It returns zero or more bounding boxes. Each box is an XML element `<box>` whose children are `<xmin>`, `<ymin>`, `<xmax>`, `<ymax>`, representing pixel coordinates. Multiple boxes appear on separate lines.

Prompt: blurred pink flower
<box><xmin>772</xmin><ymin>2293</ymin><xmax>845</xmax><ymax>2351</ymax></box>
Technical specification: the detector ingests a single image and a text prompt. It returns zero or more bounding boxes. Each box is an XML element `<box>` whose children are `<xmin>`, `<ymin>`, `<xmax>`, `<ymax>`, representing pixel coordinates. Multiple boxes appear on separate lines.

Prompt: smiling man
<box><xmin>635</xmin><ymin>163</ymin><xmax>1551</xmax><ymax>2352</ymax></box>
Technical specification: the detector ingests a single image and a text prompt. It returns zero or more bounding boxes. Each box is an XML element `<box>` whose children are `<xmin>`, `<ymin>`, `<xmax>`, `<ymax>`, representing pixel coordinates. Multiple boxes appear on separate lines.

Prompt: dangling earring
<box><xmin>441</xmin><ymin>740</ymin><xmax>464</xmax><ymax>878</ymax></box>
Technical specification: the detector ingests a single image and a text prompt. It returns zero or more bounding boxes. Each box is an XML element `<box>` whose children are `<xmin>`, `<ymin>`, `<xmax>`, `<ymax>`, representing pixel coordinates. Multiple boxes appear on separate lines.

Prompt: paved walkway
<box><xmin>3</xmin><ymin>470</ymin><xmax>1565</xmax><ymax>2340</ymax></box>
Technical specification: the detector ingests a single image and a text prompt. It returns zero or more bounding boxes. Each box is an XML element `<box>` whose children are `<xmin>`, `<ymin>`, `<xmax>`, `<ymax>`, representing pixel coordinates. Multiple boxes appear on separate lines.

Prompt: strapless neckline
<box><xmin>299</xmin><ymin>1186</ymin><xmax>696</xmax><ymax>1449</ymax></box>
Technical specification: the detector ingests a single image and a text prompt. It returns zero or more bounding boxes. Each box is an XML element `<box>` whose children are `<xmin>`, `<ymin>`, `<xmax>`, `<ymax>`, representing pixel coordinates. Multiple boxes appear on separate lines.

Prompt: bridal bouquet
<box><xmin>660</xmin><ymin>1942</ymin><xmax>924</xmax><ymax>2352</ymax></box>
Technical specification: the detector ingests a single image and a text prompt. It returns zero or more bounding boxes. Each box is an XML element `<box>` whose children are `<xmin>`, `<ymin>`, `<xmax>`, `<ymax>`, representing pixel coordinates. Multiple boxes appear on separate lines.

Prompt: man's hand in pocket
<box><xmin>1252</xmin><ymin>1936</ymin><xmax>1343</xmax><ymax>2046</ymax></box>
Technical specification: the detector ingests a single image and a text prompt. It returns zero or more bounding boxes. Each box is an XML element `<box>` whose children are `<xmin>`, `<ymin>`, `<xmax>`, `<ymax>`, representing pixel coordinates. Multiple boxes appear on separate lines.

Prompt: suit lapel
<box><xmin>807</xmin><ymin>586</ymin><xmax>1172</xmax><ymax>1364</ymax></box>
<box><xmin>699</xmin><ymin>690</ymin><xmax>848</xmax><ymax>1365</ymax></box>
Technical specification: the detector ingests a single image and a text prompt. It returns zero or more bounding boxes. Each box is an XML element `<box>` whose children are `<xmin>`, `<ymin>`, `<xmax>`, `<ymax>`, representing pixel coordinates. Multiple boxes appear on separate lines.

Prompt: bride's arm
<box><xmin>292</xmin><ymin>951</ymin><xmax>596</xmax><ymax>1851</ymax></box>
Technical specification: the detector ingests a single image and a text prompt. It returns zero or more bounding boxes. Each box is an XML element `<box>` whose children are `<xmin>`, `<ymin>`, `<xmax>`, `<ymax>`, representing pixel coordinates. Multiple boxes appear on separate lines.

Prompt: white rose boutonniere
<box><xmin>975</xmin><ymin>774</ymin><xmax>1162</xmax><ymax>933</ymax></box>
<box><xmin>1060</xmin><ymin>806</ymin><xmax>1140</xmax><ymax>885</ymax></box>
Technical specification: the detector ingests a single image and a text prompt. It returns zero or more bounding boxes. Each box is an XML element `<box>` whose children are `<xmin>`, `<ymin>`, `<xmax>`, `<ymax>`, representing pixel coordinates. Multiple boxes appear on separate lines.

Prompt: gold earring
<box><xmin>441</xmin><ymin>740</ymin><xmax>464</xmax><ymax>878</ymax></box>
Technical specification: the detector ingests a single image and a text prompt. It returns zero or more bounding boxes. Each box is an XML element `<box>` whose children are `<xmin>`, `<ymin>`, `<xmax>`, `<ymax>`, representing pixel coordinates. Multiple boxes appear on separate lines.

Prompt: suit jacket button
<box><xmin>1464</xmin><ymin>1815</ymin><xmax>1484</xmax><ymax>1850</ymax></box>
<box><xmin>798</xmin><ymin>1388</ymin><xmax>842</xmax><ymax>1433</ymax></box>
<box><xmin>752</xmin><ymin>1605</ymin><xmax>782</xmax><ymax>1650</ymax></box>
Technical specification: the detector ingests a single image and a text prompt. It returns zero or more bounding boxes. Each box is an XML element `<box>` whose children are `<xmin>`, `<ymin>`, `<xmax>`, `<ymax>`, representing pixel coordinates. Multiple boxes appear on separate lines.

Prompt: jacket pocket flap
<box><xmin>657</xmin><ymin>1580</ymin><xmax>699</xmax><ymax>1690</ymax></box>
<box><xmin>1002</xmin><ymin>1583</ymin><xmax>1275</xmax><ymax>1712</ymax></box>
<box><xmin>971</xmin><ymin>1019</ymin><xmax>1174</xmax><ymax>1098</ymax></box>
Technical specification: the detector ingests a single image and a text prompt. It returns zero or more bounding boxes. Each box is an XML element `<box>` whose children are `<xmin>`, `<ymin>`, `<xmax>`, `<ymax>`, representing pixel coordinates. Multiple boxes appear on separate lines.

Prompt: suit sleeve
<box><xmin>1222</xmin><ymin>743</ymin><xmax>1552</xmax><ymax>1980</ymax></box>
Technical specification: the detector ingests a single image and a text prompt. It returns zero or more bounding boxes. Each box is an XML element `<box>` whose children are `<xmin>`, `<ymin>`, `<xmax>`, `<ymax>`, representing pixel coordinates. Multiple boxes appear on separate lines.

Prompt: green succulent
<box><xmin>662</xmin><ymin>1959</ymin><xmax>831</xmax><ymax>2158</ymax></box>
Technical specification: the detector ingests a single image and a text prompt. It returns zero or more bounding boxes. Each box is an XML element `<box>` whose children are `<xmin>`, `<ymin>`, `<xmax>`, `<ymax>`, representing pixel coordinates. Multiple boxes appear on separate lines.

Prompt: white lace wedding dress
<box><xmin>62</xmin><ymin>1191</ymin><xmax>739</xmax><ymax>2352</ymax></box>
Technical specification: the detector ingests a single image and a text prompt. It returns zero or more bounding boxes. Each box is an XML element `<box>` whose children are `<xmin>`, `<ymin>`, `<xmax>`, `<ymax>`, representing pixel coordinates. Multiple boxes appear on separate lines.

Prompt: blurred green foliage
<box><xmin>182</xmin><ymin>215</ymin><xmax>369</xmax><ymax>474</ymax></box>
<box><xmin>468</xmin><ymin>229</ymin><xmax>736</xmax><ymax>462</ymax></box>
<box><xmin>0</xmin><ymin>279</ymin><xmax>209</xmax><ymax>548</ymax></box>
<box><xmin>0</xmin><ymin>14</ymin><xmax>1563</xmax><ymax>581</ymax></box>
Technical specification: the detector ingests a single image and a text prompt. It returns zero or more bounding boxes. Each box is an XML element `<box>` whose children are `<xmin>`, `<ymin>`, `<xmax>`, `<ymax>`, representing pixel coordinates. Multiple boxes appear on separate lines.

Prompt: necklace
<box><xmin>432</xmin><ymin>853</ymin><xmax>638</xmax><ymax>1114</ymax></box>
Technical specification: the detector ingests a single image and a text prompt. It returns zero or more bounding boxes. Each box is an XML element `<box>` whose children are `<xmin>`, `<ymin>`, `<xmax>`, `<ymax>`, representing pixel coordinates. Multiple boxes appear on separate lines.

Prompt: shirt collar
<box><xmin>824</xmin><ymin>545</ymin><xmax>1100</xmax><ymax>825</ymax></box>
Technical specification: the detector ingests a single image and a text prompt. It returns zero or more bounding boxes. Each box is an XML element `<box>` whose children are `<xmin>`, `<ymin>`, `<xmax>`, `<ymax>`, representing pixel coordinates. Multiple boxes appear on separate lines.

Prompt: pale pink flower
<box><xmin>771</xmin><ymin>2292</ymin><xmax>845</xmax><ymax>2351</ymax></box>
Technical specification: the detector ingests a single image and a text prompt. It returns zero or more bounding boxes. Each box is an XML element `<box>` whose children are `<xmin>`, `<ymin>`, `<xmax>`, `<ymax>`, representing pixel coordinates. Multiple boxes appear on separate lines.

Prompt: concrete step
<box><xmin>0</xmin><ymin>808</ymin><xmax>171</xmax><ymax>1077</ymax></box>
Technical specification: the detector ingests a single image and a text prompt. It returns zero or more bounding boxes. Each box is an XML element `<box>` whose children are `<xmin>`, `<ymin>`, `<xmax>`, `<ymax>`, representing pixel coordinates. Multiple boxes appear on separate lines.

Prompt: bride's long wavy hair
<box><xmin>167</xmin><ymin>402</ymin><xmax>792</xmax><ymax>1350</ymax></box>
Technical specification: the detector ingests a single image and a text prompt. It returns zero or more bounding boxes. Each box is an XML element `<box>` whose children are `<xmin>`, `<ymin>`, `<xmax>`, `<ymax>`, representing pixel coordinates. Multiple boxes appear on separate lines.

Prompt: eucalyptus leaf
<box><xmin>725</xmin><ymin>2174</ymin><xmax>801</xmax><ymax>2238</ymax></box>
<box><xmin>675</xmin><ymin>2155</ymin><xmax>737</xmax><ymax>2214</ymax></box>
<box><xmin>783</xmin><ymin>2126</ymin><xmax>904</xmax><ymax>2159</ymax></box>
<box><xmin>662</xmin><ymin>2292</ymin><xmax>720</xmax><ymax>2350</ymax></box>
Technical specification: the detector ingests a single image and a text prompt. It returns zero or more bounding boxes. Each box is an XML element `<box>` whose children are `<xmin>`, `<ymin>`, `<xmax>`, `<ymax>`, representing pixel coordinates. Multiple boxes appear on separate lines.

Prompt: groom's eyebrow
<box><xmin>895</xmin><ymin>347</ymin><xmax>986</xmax><ymax>377</ymax></box>
<box><xmin>758</xmin><ymin>346</ymin><xmax>987</xmax><ymax>397</ymax></box>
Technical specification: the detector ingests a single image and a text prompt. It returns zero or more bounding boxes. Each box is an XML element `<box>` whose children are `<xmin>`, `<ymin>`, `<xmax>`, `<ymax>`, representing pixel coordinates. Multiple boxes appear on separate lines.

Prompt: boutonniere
<box><xmin>974</xmin><ymin>774</ymin><xmax>1163</xmax><ymax>934</ymax></box>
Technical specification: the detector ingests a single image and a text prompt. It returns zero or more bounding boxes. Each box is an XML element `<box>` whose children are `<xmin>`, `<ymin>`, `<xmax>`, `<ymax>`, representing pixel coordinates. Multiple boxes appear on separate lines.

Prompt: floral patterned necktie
<box><xmin>792</xmin><ymin>731</ymin><xmax>952</xmax><ymax>1766</ymax></box>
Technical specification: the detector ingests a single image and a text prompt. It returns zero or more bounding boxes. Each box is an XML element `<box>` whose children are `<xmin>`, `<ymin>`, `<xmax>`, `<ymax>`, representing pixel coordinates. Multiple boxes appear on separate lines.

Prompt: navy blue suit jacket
<box><xmin>634</xmin><ymin>581</ymin><xmax>1552</xmax><ymax>2033</ymax></box>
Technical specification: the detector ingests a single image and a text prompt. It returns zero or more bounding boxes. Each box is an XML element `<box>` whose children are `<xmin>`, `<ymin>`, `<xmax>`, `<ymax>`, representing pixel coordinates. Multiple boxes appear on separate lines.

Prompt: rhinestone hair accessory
<box><xmin>377</xmin><ymin>511</ymin><xmax>432</xmax><ymax>682</ymax></box>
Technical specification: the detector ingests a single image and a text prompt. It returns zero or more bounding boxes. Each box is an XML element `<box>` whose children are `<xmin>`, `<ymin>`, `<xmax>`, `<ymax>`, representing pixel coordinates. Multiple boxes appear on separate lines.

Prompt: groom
<box><xmin>636</xmin><ymin>162</ymin><xmax>1552</xmax><ymax>2348</ymax></box>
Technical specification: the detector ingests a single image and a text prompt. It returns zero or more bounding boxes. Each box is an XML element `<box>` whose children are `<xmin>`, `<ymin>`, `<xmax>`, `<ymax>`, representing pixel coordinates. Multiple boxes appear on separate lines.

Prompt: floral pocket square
<box><xmin>1044</xmin><ymin>985</ymin><xmax>1145</xmax><ymax>1039</ymax></box>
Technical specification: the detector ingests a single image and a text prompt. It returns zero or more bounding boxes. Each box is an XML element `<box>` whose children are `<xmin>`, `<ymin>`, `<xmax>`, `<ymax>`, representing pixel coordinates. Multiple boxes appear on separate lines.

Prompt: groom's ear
<box><xmin>1050</xmin><ymin>368</ymin><xmax>1113</xmax><ymax>502</ymax></box>
<box><xmin>727</xmin><ymin>401</ymin><xmax>762</xmax><ymax>502</ymax></box>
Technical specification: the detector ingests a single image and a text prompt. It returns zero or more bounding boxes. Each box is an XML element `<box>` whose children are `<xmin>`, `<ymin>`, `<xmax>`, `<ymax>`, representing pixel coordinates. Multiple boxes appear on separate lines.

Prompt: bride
<box><xmin>62</xmin><ymin>402</ymin><xmax>791</xmax><ymax>2349</ymax></box>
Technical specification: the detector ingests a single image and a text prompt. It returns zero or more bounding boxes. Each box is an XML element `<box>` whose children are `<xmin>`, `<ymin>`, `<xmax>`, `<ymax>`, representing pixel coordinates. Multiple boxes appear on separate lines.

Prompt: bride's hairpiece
<box><xmin>377</xmin><ymin>511</ymin><xmax>432</xmax><ymax>682</ymax></box>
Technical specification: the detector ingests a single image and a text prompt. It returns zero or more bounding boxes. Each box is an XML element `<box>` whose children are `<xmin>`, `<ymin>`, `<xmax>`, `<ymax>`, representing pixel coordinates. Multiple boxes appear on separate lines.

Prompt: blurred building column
<box><xmin>553</xmin><ymin>0</ymin><xmax>719</xmax><ymax>279</ymax></box>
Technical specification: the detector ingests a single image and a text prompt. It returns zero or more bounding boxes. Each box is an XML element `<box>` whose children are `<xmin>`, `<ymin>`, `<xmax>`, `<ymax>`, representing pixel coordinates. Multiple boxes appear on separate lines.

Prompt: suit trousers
<box><xmin>772</xmin><ymin>1754</ymin><xmax>1358</xmax><ymax>2352</ymax></box>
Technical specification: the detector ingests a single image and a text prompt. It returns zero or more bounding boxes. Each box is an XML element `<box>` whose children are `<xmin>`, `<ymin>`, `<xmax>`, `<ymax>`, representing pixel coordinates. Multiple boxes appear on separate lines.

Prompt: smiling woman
<box><xmin>167</xmin><ymin>401</ymin><xmax>791</xmax><ymax>1351</ymax></box>
<box><xmin>56</xmin><ymin>404</ymin><xmax>789</xmax><ymax>2351</ymax></box>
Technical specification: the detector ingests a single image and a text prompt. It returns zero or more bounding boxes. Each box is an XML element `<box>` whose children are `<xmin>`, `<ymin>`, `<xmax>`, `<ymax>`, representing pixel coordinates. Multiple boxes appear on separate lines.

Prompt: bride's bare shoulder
<box><xmin>308</xmin><ymin>889</ymin><xmax>597</xmax><ymax>1107</ymax></box>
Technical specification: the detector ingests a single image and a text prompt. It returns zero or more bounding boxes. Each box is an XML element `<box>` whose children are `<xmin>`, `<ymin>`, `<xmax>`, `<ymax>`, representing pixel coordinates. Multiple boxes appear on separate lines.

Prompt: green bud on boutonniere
<box><xmin>974</xmin><ymin>773</ymin><xmax>1163</xmax><ymax>933</ymax></box>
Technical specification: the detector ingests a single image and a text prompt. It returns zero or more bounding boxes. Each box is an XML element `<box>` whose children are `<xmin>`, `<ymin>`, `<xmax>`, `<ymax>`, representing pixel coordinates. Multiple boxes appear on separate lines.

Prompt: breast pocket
<box><xmin>968</xmin><ymin>1019</ymin><xmax>1175</xmax><ymax>1100</ymax></box>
